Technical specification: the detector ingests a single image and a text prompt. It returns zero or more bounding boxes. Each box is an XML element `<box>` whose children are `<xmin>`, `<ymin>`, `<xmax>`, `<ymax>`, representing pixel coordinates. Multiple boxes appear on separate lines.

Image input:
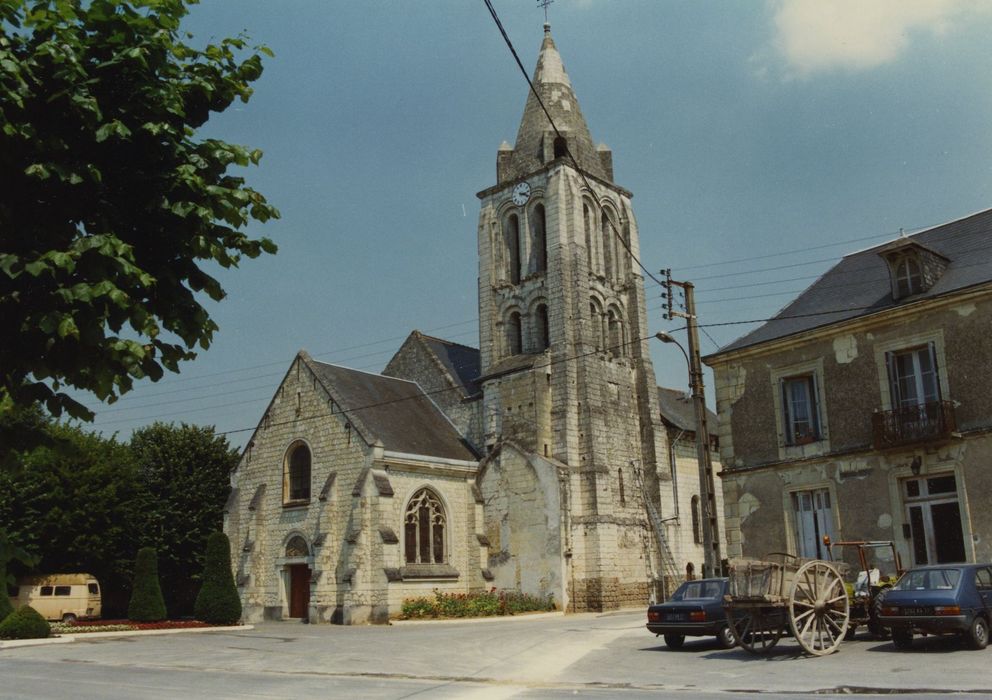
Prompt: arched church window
<box><xmin>691</xmin><ymin>495</ymin><xmax>701</xmax><ymax>545</ymax></box>
<box><xmin>285</xmin><ymin>535</ymin><xmax>309</xmax><ymax>558</ymax></box>
<box><xmin>506</xmin><ymin>311</ymin><xmax>522</xmax><ymax>356</ymax></box>
<box><xmin>534</xmin><ymin>304</ymin><xmax>550</xmax><ymax>351</ymax></box>
<box><xmin>531</xmin><ymin>204</ymin><xmax>547</xmax><ymax>274</ymax></box>
<box><xmin>404</xmin><ymin>488</ymin><xmax>446</xmax><ymax>564</ymax></box>
<box><xmin>553</xmin><ymin>136</ymin><xmax>568</xmax><ymax>159</ymax></box>
<box><xmin>601</xmin><ymin>211</ymin><xmax>615</xmax><ymax>282</ymax></box>
<box><xmin>505</xmin><ymin>213</ymin><xmax>521</xmax><ymax>284</ymax></box>
<box><xmin>284</xmin><ymin>441</ymin><xmax>311</xmax><ymax>504</ymax></box>
<box><xmin>583</xmin><ymin>204</ymin><xmax>595</xmax><ymax>273</ymax></box>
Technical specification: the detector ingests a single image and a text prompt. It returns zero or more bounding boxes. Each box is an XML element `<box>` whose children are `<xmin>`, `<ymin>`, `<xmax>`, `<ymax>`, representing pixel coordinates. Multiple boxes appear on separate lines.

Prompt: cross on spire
<box><xmin>537</xmin><ymin>0</ymin><xmax>553</xmax><ymax>24</ymax></box>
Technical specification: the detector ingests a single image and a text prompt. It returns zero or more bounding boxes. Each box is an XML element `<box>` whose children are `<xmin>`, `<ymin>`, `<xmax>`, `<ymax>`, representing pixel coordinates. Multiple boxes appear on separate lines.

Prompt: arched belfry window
<box><xmin>505</xmin><ymin>213</ymin><xmax>521</xmax><ymax>284</ymax></box>
<box><xmin>583</xmin><ymin>204</ymin><xmax>594</xmax><ymax>273</ymax></box>
<box><xmin>285</xmin><ymin>535</ymin><xmax>309</xmax><ymax>559</ymax></box>
<box><xmin>590</xmin><ymin>299</ymin><xmax>604</xmax><ymax>352</ymax></box>
<box><xmin>553</xmin><ymin>136</ymin><xmax>567</xmax><ymax>159</ymax></box>
<box><xmin>284</xmin><ymin>442</ymin><xmax>311</xmax><ymax>504</ymax></box>
<box><xmin>404</xmin><ymin>489</ymin><xmax>446</xmax><ymax>564</ymax></box>
<box><xmin>535</xmin><ymin>304</ymin><xmax>550</xmax><ymax>351</ymax></box>
<box><xmin>607</xmin><ymin>308</ymin><xmax>625</xmax><ymax>358</ymax></box>
<box><xmin>601</xmin><ymin>211</ymin><xmax>615</xmax><ymax>282</ymax></box>
<box><xmin>532</xmin><ymin>204</ymin><xmax>547</xmax><ymax>274</ymax></box>
<box><xmin>506</xmin><ymin>311</ymin><xmax>522</xmax><ymax>356</ymax></box>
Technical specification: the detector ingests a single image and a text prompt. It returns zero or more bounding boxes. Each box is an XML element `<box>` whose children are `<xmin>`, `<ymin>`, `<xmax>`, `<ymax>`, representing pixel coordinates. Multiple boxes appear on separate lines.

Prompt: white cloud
<box><xmin>768</xmin><ymin>0</ymin><xmax>990</xmax><ymax>77</ymax></box>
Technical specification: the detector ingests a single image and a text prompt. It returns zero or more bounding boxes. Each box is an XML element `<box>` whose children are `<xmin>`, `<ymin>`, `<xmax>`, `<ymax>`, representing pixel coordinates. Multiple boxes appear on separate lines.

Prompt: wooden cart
<box><xmin>724</xmin><ymin>553</ymin><xmax>850</xmax><ymax>656</ymax></box>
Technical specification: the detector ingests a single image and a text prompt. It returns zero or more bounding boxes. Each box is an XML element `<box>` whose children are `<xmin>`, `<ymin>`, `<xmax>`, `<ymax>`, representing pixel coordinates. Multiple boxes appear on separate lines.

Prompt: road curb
<box><xmin>0</xmin><ymin>624</ymin><xmax>254</xmax><ymax>649</ymax></box>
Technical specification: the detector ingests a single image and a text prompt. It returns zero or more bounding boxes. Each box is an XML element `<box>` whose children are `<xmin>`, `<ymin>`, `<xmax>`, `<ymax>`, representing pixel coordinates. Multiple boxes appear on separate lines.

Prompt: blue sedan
<box><xmin>878</xmin><ymin>563</ymin><xmax>992</xmax><ymax>650</ymax></box>
<box><xmin>646</xmin><ymin>578</ymin><xmax>734</xmax><ymax>649</ymax></box>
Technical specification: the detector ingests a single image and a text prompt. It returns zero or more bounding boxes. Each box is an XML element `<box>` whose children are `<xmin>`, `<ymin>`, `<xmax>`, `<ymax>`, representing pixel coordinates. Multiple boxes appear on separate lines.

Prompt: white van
<box><xmin>14</xmin><ymin>573</ymin><xmax>102</xmax><ymax>622</ymax></box>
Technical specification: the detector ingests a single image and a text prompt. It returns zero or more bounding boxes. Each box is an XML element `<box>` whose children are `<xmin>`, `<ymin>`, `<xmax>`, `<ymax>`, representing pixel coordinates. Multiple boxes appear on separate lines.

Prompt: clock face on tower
<box><xmin>511</xmin><ymin>181</ymin><xmax>531</xmax><ymax>206</ymax></box>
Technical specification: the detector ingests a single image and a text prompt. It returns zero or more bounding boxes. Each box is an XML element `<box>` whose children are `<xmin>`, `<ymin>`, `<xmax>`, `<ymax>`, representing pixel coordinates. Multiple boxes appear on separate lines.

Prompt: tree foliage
<box><xmin>0</xmin><ymin>0</ymin><xmax>278</xmax><ymax>426</ymax></box>
<box><xmin>193</xmin><ymin>531</ymin><xmax>241</xmax><ymax>625</ymax></box>
<box><xmin>0</xmin><ymin>412</ymin><xmax>239</xmax><ymax>617</ymax></box>
<box><xmin>130</xmin><ymin>422</ymin><xmax>236</xmax><ymax>615</ymax></box>
<box><xmin>128</xmin><ymin>547</ymin><xmax>167</xmax><ymax>621</ymax></box>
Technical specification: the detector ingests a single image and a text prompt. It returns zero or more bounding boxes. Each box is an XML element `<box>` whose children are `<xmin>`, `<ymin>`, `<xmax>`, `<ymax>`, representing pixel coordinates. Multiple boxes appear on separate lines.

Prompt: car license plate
<box><xmin>902</xmin><ymin>607</ymin><xmax>928</xmax><ymax>616</ymax></box>
<box><xmin>665</xmin><ymin>612</ymin><xmax>686</xmax><ymax>621</ymax></box>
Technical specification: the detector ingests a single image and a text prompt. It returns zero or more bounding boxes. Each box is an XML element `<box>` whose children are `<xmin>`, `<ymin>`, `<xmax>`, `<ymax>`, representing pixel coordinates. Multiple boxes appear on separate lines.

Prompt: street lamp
<box><xmin>654</xmin><ymin>331</ymin><xmax>722</xmax><ymax>578</ymax></box>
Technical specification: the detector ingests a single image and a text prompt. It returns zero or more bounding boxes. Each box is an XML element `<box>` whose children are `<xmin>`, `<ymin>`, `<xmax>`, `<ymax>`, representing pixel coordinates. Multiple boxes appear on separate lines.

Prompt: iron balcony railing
<box><xmin>872</xmin><ymin>400</ymin><xmax>957</xmax><ymax>449</ymax></box>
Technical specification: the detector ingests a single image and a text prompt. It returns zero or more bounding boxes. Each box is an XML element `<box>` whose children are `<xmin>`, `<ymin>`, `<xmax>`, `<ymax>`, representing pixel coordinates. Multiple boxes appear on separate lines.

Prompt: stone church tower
<box><xmin>475</xmin><ymin>24</ymin><xmax>670</xmax><ymax>611</ymax></box>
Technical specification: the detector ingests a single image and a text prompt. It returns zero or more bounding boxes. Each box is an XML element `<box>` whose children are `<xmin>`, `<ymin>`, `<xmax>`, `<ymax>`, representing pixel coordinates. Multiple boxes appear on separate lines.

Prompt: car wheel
<box><xmin>716</xmin><ymin>624</ymin><xmax>735</xmax><ymax>649</ymax></box>
<box><xmin>968</xmin><ymin>616</ymin><xmax>989</xmax><ymax>650</ymax></box>
<box><xmin>61</xmin><ymin>613</ymin><xmax>77</xmax><ymax>624</ymax></box>
<box><xmin>664</xmin><ymin>633</ymin><xmax>685</xmax><ymax>649</ymax></box>
<box><xmin>892</xmin><ymin>629</ymin><xmax>913</xmax><ymax>650</ymax></box>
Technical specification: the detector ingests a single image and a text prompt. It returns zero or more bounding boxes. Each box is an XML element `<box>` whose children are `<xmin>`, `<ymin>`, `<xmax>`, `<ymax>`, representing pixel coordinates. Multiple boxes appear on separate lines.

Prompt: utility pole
<box><xmin>662</xmin><ymin>270</ymin><xmax>722</xmax><ymax>578</ymax></box>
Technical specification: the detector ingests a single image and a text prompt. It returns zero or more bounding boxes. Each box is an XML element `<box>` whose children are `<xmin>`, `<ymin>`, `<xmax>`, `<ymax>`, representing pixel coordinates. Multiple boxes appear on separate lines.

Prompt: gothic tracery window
<box><xmin>404</xmin><ymin>489</ymin><xmax>446</xmax><ymax>565</ymax></box>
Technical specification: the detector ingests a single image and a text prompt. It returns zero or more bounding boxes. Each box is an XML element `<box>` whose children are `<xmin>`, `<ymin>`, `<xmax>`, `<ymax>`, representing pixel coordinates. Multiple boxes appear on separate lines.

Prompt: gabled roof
<box><xmin>503</xmin><ymin>24</ymin><xmax>609</xmax><ymax>182</ymax></box>
<box><xmin>657</xmin><ymin>386</ymin><xmax>717</xmax><ymax>435</ymax></box>
<box><xmin>414</xmin><ymin>332</ymin><xmax>481</xmax><ymax>398</ymax></box>
<box><xmin>307</xmin><ymin>359</ymin><xmax>477</xmax><ymax>462</ymax></box>
<box><xmin>708</xmin><ymin>208</ymin><xmax>992</xmax><ymax>358</ymax></box>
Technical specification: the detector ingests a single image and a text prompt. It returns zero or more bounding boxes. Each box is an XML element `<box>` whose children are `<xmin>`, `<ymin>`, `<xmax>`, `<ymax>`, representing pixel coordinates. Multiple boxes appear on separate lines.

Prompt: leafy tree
<box><xmin>0</xmin><ymin>0</ymin><xmax>278</xmax><ymax>432</ymax></box>
<box><xmin>0</xmin><ymin>414</ymin><xmax>141</xmax><ymax>617</ymax></box>
<box><xmin>0</xmin><ymin>531</ymin><xmax>37</xmax><ymax>622</ymax></box>
<box><xmin>194</xmin><ymin>531</ymin><xmax>241</xmax><ymax>625</ymax></box>
<box><xmin>130</xmin><ymin>422</ymin><xmax>237</xmax><ymax>616</ymax></box>
<box><xmin>128</xmin><ymin>547</ymin><xmax>167</xmax><ymax>621</ymax></box>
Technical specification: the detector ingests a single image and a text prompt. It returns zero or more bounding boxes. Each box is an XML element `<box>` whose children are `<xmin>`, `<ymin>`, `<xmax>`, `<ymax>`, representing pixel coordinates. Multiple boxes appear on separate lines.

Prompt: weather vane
<box><xmin>537</xmin><ymin>0</ymin><xmax>553</xmax><ymax>24</ymax></box>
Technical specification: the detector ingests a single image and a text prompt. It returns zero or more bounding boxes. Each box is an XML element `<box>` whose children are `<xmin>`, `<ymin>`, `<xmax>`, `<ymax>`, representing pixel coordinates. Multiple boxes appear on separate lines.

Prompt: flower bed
<box><xmin>400</xmin><ymin>589</ymin><xmax>555</xmax><ymax>620</ymax></box>
<box><xmin>51</xmin><ymin>619</ymin><xmax>217</xmax><ymax>634</ymax></box>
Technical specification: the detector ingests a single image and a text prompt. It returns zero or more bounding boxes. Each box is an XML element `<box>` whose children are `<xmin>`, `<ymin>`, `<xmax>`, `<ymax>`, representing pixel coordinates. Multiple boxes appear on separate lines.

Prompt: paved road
<box><xmin>1</xmin><ymin>611</ymin><xmax>990</xmax><ymax>698</ymax></box>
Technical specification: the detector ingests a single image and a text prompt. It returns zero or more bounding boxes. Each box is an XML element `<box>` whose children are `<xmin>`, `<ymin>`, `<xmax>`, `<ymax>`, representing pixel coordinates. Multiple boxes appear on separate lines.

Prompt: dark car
<box><xmin>878</xmin><ymin>563</ymin><xmax>992</xmax><ymax>649</ymax></box>
<box><xmin>646</xmin><ymin>578</ymin><xmax>734</xmax><ymax>649</ymax></box>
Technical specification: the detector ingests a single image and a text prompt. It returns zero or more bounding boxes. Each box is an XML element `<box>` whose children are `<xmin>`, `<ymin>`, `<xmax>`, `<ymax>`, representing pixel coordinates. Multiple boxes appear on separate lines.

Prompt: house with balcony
<box><xmin>703</xmin><ymin>208</ymin><xmax>992</xmax><ymax>570</ymax></box>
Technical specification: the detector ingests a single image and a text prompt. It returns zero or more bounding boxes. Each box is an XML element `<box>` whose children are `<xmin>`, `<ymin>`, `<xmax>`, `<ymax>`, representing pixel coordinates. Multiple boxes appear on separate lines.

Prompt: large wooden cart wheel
<box><xmin>727</xmin><ymin>606</ymin><xmax>783</xmax><ymax>654</ymax></box>
<box><xmin>788</xmin><ymin>560</ymin><xmax>850</xmax><ymax>656</ymax></box>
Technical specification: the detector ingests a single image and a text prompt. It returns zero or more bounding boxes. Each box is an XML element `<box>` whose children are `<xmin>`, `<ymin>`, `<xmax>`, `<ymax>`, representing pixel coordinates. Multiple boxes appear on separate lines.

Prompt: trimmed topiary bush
<box><xmin>128</xmin><ymin>547</ymin><xmax>167</xmax><ymax>622</ymax></box>
<box><xmin>194</xmin><ymin>532</ymin><xmax>241</xmax><ymax>625</ymax></box>
<box><xmin>0</xmin><ymin>605</ymin><xmax>50</xmax><ymax>639</ymax></box>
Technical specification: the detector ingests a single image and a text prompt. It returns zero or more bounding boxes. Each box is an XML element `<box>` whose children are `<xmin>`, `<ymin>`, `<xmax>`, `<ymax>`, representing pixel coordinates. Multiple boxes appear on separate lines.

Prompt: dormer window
<box><xmin>878</xmin><ymin>239</ymin><xmax>949</xmax><ymax>301</ymax></box>
<box><xmin>895</xmin><ymin>256</ymin><xmax>922</xmax><ymax>297</ymax></box>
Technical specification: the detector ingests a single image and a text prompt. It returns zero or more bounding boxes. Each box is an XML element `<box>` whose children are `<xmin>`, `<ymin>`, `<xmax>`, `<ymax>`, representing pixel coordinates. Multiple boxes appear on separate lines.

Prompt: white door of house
<box><xmin>903</xmin><ymin>474</ymin><xmax>966</xmax><ymax>565</ymax></box>
<box><xmin>792</xmin><ymin>489</ymin><xmax>835</xmax><ymax>559</ymax></box>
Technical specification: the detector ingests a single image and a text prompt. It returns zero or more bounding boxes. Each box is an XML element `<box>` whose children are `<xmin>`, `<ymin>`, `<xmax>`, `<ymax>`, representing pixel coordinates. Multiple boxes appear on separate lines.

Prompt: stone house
<box><xmin>224</xmin><ymin>25</ymin><xmax>721</xmax><ymax>623</ymax></box>
<box><xmin>704</xmin><ymin>209</ymin><xmax>992</xmax><ymax>572</ymax></box>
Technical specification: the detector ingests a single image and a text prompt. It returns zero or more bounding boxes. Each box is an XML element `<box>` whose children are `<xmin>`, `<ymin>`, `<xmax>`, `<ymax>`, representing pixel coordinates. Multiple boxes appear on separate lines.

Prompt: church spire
<box><xmin>501</xmin><ymin>24</ymin><xmax>612</xmax><ymax>184</ymax></box>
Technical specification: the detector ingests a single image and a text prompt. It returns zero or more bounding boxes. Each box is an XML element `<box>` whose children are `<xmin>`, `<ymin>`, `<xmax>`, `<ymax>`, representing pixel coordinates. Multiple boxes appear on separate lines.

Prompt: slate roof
<box><xmin>709</xmin><ymin>208</ymin><xmax>992</xmax><ymax>357</ymax></box>
<box><xmin>503</xmin><ymin>24</ymin><xmax>609</xmax><ymax>183</ymax></box>
<box><xmin>307</xmin><ymin>360</ymin><xmax>477</xmax><ymax>462</ymax></box>
<box><xmin>416</xmin><ymin>333</ymin><xmax>482</xmax><ymax>398</ymax></box>
<box><xmin>657</xmin><ymin>386</ymin><xmax>718</xmax><ymax>435</ymax></box>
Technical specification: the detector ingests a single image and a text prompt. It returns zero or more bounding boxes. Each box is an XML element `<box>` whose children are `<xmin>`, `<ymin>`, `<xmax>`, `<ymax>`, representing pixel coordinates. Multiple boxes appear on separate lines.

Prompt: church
<box><xmin>224</xmin><ymin>24</ymin><xmax>721</xmax><ymax>624</ymax></box>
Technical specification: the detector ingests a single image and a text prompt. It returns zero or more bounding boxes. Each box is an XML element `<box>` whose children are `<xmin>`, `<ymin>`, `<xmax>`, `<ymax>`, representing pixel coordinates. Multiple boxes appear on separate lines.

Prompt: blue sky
<box><xmin>84</xmin><ymin>0</ymin><xmax>992</xmax><ymax>446</ymax></box>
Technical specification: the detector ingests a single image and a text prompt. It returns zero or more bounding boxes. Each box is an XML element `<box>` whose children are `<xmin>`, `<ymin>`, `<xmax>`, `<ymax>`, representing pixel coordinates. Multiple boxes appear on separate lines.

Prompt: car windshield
<box><xmin>893</xmin><ymin>568</ymin><xmax>961</xmax><ymax>591</ymax></box>
<box><xmin>671</xmin><ymin>580</ymin><xmax>723</xmax><ymax>601</ymax></box>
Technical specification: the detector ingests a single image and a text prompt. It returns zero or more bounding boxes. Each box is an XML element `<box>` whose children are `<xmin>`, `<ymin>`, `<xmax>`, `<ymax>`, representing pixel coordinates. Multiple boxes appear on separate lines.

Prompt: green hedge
<box><xmin>194</xmin><ymin>532</ymin><xmax>241</xmax><ymax>625</ymax></box>
<box><xmin>401</xmin><ymin>590</ymin><xmax>555</xmax><ymax>619</ymax></box>
<box><xmin>128</xmin><ymin>547</ymin><xmax>167</xmax><ymax>622</ymax></box>
<box><xmin>0</xmin><ymin>605</ymin><xmax>50</xmax><ymax>639</ymax></box>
